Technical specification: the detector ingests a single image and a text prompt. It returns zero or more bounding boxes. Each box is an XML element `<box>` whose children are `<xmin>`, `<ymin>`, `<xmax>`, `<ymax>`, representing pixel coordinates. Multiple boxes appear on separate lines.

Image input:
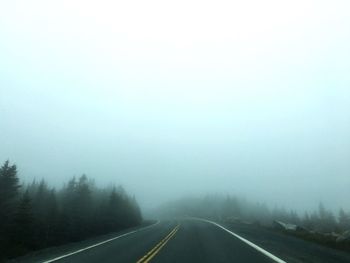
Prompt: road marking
<box><xmin>198</xmin><ymin>219</ymin><xmax>286</xmax><ymax>263</ymax></box>
<box><xmin>137</xmin><ymin>224</ymin><xmax>180</xmax><ymax>263</ymax></box>
<box><xmin>41</xmin><ymin>221</ymin><xmax>160</xmax><ymax>263</ymax></box>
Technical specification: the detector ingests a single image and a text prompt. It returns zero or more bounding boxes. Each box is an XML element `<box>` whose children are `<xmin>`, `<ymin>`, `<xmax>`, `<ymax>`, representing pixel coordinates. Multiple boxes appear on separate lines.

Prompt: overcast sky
<box><xmin>0</xmin><ymin>0</ymin><xmax>349</xmax><ymax>212</ymax></box>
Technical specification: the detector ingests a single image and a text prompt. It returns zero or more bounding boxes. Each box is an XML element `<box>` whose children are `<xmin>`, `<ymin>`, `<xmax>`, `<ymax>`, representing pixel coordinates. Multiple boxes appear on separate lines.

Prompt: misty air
<box><xmin>0</xmin><ymin>1</ymin><xmax>349</xmax><ymax>262</ymax></box>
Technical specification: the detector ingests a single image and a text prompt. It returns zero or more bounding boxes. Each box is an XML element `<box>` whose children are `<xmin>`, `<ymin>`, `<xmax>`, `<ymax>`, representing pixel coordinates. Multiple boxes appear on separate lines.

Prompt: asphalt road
<box><xmin>15</xmin><ymin>219</ymin><xmax>283</xmax><ymax>263</ymax></box>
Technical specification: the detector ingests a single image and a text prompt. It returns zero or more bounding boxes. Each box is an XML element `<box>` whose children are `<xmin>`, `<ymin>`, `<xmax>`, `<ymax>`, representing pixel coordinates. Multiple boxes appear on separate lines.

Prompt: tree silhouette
<box><xmin>0</xmin><ymin>161</ymin><xmax>143</xmax><ymax>260</ymax></box>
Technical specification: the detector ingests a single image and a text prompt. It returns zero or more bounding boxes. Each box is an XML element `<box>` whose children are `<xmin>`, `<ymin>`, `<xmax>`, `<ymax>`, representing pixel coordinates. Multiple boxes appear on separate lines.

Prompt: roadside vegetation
<box><xmin>0</xmin><ymin>160</ymin><xmax>142</xmax><ymax>261</ymax></box>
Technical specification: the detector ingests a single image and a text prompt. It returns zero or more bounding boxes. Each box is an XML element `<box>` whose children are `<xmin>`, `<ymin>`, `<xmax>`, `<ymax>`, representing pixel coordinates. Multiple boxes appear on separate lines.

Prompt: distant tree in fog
<box><xmin>339</xmin><ymin>209</ymin><xmax>350</xmax><ymax>232</ymax></box>
<box><xmin>316</xmin><ymin>202</ymin><xmax>337</xmax><ymax>232</ymax></box>
<box><xmin>156</xmin><ymin>193</ymin><xmax>348</xmax><ymax>235</ymax></box>
<box><xmin>302</xmin><ymin>212</ymin><xmax>313</xmax><ymax>230</ymax></box>
<box><xmin>221</xmin><ymin>196</ymin><xmax>241</xmax><ymax>219</ymax></box>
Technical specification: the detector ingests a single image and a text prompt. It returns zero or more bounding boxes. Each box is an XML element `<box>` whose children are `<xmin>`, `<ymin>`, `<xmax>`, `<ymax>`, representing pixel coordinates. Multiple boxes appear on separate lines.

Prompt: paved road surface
<box><xmin>16</xmin><ymin>219</ymin><xmax>282</xmax><ymax>263</ymax></box>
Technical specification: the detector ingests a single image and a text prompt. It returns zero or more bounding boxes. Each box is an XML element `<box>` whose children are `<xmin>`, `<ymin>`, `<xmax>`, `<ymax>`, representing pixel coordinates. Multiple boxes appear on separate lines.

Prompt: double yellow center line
<box><xmin>137</xmin><ymin>224</ymin><xmax>180</xmax><ymax>263</ymax></box>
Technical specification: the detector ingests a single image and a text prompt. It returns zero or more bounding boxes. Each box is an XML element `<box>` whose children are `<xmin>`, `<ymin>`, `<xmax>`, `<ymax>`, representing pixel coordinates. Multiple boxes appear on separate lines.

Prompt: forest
<box><xmin>156</xmin><ymin>195</ymin><xmax>350</xmax><ymax>235</ymax></box>
<box><xmin>0</xmin><ymin>160</ymin><xmax>142</xmax><ymax>261</ymax></box>
<box><xmin>2</xmin><ymin>159</ymin><xmax>350</xmax><ymax>261</ymax></box>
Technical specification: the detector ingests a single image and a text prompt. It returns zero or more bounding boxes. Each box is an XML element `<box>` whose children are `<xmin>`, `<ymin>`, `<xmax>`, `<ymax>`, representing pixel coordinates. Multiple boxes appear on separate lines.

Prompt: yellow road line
<box><xmin>137</xmin><ymin>224</ymin><xmax>180</xmax><ymax>263</ymax></box>
<box><xmin>143</xmin><ymin>227</ymin><xmax>179</xmax><ymax>263</ymax></box>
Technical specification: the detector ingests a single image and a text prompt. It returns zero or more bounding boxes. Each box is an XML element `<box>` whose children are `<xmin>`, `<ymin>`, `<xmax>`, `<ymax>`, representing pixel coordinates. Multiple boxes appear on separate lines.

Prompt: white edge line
<box><xmin>197</xmin><ymin>218</ymin><xmax>287</xmax><ymax>263</ymax></box>
<box><xmin>42</xmin><ymin>221</ymin><xmax>160</xmax><ymax>263</ymax></box>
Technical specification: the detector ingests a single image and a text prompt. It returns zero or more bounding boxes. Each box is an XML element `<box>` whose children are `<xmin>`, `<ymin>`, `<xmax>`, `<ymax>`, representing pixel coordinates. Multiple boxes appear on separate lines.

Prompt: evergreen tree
<box><xmin>75</xmin><ymin>174</ymin><xmax>93</xmax><ymax>238</ymax></box>
<box><xmin>0</xmin><ymin>160</ymin><xmax>21</xmax><ymax>221</ymax></box>
<box><xmin>0</xmin><ymin>160</ymin><xmax>21</xmax><ymax>258</ymax></box>
<box><xmin>0</xmin><ymin>163</ymin><xmax>143</xmax><ymax>260</ymax></box>
<box><xmin>10</xmin><ymin>191</ymin><xmax>35</xmax><ymax>254</ymax></box>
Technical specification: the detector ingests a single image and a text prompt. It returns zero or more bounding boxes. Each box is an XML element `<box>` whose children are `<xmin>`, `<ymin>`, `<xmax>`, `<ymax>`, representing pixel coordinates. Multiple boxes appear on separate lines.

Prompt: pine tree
<box><xmin>107</xmin><ymin>187</ymin><xmax>123</xmax><ymax>230</ymax></box>
<box><xmin>0</xmin><ymin>160</ymin><xmax>21</xmax><ymax>257</ymax></box>
<box><xmin>10</xmin><ymin>191</ymin><xmax>35</xmax><ymax>255</ymax></box>
<box><xmin>0</xmin><ymin>160</ymin><xmax>21</xmax><ymax>220</ymax></box>
<box><xmin>0</xmin><ymin>163</ymin><xmax>143</xmax><ymax>260</ymax></box>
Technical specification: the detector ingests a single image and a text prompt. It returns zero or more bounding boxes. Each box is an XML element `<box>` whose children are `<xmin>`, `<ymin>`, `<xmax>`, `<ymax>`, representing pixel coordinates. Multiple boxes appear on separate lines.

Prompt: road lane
<box><xmin>137</xmin><ymin>224</ymin><xmax>180</xmax><ymax>263</ymax></box>
<box><xmin>14</xmin><ymin>221</ymin><xmax>177</xmax><ymax>263</ymax></box>
<box><xmin>151</xmin><ymin>219</ymin><xmax>279</xmax><ymax>263</ymax></box>
<box><xmin>42</xmin><ymin>222</ymin><xmax>161</xmax><ymax>263</ymax></box>
<box><xmin>15</xmin><ymin>219</ymin><xmax>282</xmax><ymax>263</ymax></box>
<box><xmin>13</xmin><ymin>218</ymin><xmax>350</xmax><ymax>263</ymax></box>
<box><xmin>200</xmin><ymin>219</ymin><xmax>286</xmax><ymax>263</ymax></box>
<box><xmin>49</xmin><ymin>221</ymin><xmax>177</xmax><ymax>263</ymax></box>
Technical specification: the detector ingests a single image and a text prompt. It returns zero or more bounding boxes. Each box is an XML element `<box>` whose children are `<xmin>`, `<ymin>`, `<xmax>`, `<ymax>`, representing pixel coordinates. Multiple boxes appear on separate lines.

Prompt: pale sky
<box><xmin>0</xmin><ymin>0</ymin><xmax>349</xmax><ymax>212</ymax></box>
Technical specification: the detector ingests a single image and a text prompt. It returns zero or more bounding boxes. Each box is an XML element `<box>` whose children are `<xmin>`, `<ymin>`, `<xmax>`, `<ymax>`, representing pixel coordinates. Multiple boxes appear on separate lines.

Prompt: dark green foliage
<box><xmin>9</xmin><ymin>191</ymin><xmax>35</xmax><ymax>254</ymax></box>
<box><xmin>0</xmin><ymin>161</ymin><xmax>142</xmax><ymax>261</ymax></box>
<box><xmin>0</xmin><ymin>160</ymin><xmax>21</xmax><ymax>261</ymax></box>
<box><xmin>0</xmin><ymin>160</ymin><xmax>20</xmax><ymax>224</ymax></box>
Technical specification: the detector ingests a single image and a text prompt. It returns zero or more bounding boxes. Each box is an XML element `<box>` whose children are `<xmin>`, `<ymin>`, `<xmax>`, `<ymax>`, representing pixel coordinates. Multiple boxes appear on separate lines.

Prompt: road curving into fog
<box><xmin>12</xmin><ymin>218</ymin><xmax>350</xmax><ymax>263</ymax></box>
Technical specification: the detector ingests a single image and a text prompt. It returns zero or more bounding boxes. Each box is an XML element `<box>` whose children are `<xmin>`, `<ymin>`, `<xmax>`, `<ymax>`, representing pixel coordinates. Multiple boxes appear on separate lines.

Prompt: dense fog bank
<box><xmin>155</xmin><ymin>194</ymin><xmax>350</xmax><ymax>233</ymax></box>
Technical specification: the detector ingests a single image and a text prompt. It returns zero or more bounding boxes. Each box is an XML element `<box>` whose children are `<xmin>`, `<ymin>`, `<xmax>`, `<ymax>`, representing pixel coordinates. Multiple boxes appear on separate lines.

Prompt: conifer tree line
<box><xmin>157</xmin><ymin>195</ymin><xmax>350</xmax><ymax>233</ymax></box>
<box><xmin>0</xmin><ymin>160</ymin><xmax>142</xmax><ymax>261</ymax></box>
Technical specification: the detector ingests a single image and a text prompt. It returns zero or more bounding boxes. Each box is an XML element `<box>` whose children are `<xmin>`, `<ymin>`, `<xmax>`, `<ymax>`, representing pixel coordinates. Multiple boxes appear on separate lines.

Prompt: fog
<box><xmin>1</xmin><ymin>0</ymin><xmax>349</xmax><ymax>214</ymax></box>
